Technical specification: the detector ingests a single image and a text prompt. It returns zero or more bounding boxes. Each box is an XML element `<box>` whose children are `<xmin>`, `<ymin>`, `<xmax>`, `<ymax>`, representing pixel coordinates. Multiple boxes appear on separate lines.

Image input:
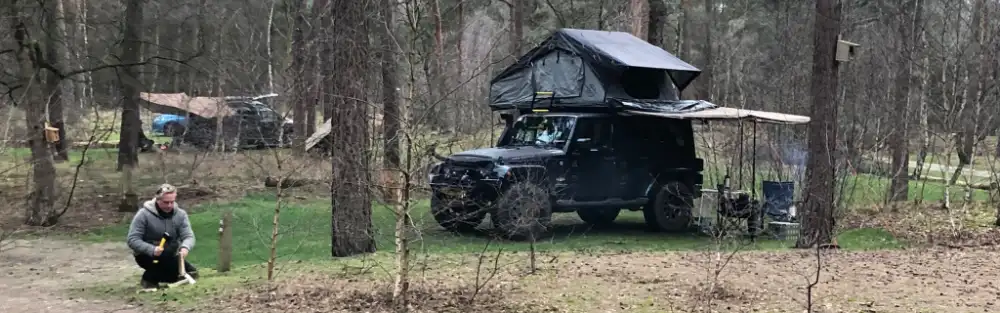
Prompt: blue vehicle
<box><xmin>151</xmin><ymin>113</ymin><xmax>188</xmax><ymax>137</ymax></box>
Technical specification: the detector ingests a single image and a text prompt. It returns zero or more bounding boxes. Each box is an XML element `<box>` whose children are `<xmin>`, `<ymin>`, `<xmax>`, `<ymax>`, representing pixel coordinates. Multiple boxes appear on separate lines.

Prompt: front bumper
<box><xmin>428</xmin><ymin>174</ymin><xmax>504</xmax><ymax>205</ymax></box>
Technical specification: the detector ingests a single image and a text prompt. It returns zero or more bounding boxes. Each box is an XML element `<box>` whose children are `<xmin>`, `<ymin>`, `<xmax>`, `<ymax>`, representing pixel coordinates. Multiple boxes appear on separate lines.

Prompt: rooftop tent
<box><xmin>488</xmin><ymin>28</ymin><xmax>701</xmax><ymax>111</ymax></box>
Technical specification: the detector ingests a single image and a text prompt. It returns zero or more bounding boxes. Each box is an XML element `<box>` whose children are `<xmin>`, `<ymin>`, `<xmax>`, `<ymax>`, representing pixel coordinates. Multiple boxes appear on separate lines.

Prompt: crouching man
<box><xmin>126</xmin><ymin>184</ymin><xmax>199</xmax><ymax>290</ymax></box>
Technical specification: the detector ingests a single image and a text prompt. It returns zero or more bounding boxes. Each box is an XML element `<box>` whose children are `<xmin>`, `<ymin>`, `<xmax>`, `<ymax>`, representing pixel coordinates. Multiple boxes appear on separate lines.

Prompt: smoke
<box><xmin>780</xmin><ymin>140</ymin><xmax>808</xmax><ymax>183</ymax></box>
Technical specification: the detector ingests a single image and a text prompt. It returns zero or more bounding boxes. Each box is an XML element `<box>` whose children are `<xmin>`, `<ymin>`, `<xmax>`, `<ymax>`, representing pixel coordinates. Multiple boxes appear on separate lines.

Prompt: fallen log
<box><xmin>263</xmin><ymin>176</ymin><xmax>324</xmax><ymax>188</ymax></box>
<box><xmin>920</xmin><ymin>175</ymin><xmax>997</xmax><ymax>191</ymax></box>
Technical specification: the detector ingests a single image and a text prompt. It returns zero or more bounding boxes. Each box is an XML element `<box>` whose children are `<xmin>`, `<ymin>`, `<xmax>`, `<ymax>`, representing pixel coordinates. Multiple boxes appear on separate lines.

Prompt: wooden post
<box><xmin>218</xmin><ymin>210</ymin><xmax>233</xmax><ymax>273</ymax></box>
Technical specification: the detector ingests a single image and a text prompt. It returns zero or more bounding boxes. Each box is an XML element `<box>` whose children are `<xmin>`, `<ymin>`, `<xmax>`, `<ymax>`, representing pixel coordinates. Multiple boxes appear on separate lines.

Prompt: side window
<box><xmin>572</xmin><ymin>118</ymin><xmax>612</xmax><ymax>149</ymax></box>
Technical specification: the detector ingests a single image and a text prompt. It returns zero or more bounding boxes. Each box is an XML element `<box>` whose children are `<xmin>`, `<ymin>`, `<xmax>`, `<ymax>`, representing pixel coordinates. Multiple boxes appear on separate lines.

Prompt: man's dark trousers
<box><xmin>134</xmin><ymin>241</ymin><xmax>197</xmax><ymax>284</ymax></box>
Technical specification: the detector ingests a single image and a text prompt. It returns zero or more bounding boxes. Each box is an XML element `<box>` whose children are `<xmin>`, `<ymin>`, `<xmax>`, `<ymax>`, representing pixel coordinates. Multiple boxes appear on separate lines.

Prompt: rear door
<box><xmin>567</xmin><ymin>117</ymin><xmax>616</xmax><ymax>201</ymax></box>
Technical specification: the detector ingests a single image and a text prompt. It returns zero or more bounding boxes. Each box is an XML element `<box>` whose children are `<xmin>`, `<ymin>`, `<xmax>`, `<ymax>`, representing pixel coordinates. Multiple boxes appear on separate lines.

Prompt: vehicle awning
<box><xmin>140</xmin><ymin>92</ymin><xmax>235</xmax><ymax>119</ymax></box>
<box><xmin>620</xmin><ymin>101</ymin><xmax>810</xmax><ymax>125</ymax></box>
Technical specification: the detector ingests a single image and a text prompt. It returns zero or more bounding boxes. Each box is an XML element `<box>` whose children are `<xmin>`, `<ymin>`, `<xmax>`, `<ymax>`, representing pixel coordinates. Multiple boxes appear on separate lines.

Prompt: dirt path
<box><xmin>0</xmin><ymin>238</ymin><xmax>143</xmax><ymax>313</ymax></box>
<box><xmin>522</xmin><ymin>247</ymin><xmax>1000</xmax><ymax>312</ymax></box>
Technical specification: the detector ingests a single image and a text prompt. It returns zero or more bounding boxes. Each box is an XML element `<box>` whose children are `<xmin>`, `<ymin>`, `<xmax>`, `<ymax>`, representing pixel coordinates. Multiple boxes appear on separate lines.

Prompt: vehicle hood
<box><xmin>449</xmin><ymin>146</ymin><xmax>564</xmax><ymax>163</ymax></box>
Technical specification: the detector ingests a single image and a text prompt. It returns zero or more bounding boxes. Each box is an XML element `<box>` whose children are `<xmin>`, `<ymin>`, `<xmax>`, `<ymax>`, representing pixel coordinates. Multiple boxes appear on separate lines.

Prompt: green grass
<box><xmin>0</xmin><ymin>147</ymin><xmax>118</xmax><ymax>163</ymax></box>
<box><xmin>72</xmin><ymin>189</ymin><xmax>906</xmax><ymax>310</ymax></box>
<box><xmin>81</xmin><ymin>192</ymin><xmax>905</xmax><ymax>271</ymax></box>
<box><xmin>75</xmin><ymin>192</ymin><xmax>903</xmax><ymax>308</ymax></box>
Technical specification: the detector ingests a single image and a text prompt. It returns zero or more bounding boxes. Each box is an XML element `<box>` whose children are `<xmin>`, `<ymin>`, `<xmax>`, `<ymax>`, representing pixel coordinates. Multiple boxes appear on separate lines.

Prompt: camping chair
<box><xmin>761</xmin><ymin>180</ymin><xmax>796</xmax><ymax>222</ymax></box>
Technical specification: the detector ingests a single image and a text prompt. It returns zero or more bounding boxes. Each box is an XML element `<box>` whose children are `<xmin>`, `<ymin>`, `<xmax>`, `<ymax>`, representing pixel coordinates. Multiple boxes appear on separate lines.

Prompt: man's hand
<box><xmin>153</xmin><ymin>246</ymin><xmax>164</xmax><ymax>257</ymax></box>
<box><xmin>179</xmin><ymin>247</ymin><xmax>189</xmax><ymax>259</ymax></box>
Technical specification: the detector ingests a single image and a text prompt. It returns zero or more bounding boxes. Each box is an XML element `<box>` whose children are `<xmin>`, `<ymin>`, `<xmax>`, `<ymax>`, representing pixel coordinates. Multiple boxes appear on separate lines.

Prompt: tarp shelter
<box><xmin>305</xmin><ymin>118</ymin><xmax>332</xmax><ymax>151</ymax></box>
<box><xmin>139</xmin><ymin>92</ymin><xmax>235</xmax><ymax>119</ymax></box>
<box><xmin>489</xmin><ymin>28</ymin><xmax>701</xmax><ymax>111</ymax></box>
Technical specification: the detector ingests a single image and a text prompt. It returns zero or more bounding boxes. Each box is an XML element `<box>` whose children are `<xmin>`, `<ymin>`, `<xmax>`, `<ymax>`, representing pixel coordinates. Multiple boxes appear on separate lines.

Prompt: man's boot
<box><xmin>139</xmin><ymin>278</ymin><xmax>158</xmax><ymax>291</ymax></box>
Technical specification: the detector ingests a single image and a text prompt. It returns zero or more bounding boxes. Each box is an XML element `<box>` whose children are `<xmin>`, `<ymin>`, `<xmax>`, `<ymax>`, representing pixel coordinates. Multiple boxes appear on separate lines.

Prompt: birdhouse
<box><xmin>835</xmin><ymin>37</ymin><xmax>860</xmax><ymax>63</ymax></box>
<box><xmin>44</xmin><ymin>122</ymin><xmax>60</xmax><ymax>143</ymax></box>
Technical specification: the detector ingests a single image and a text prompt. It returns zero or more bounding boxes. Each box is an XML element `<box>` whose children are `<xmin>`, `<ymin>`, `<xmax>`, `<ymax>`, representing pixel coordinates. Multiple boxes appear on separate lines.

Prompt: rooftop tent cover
<box><xmin>488</xmin><ymin>28</ymin><xmax>701</xmax><ymax>110</ymax></box>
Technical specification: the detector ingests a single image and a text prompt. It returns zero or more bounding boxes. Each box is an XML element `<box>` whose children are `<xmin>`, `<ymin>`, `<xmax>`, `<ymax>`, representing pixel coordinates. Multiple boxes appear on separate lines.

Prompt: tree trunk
<box><xmin>796</xmin><ymin>0</ymin><xmax>841</xmax><ymax>249</ymax></box>
<box><xmin>44</xmin><ymin>0</ymin><xmax>72</xmax><ymax>162</ymax></box>
<box><xmin>330</xmin><ymin>0</ymin><xmax>375</xmax><ymax>258</ymax></box>
<box><xmin>509</xmin><ymin>0</ymin><xmax>524</xmax><ymax>58</ymax></box>
<box><xmin>73</xmin><ymin>0</ymin><xmax>92</xmax><ymax>111</ymax></box>
<box><xmin>628</xmin><ymin>0</ymin><xmax>648</xmax><ymax>40</ymax></box>
<box><xmin>912</xmin><ymin>23</ymin><xmax>930</xmax><ymax>182</ymax></box>
<box><xmin>150</xmin><ymin>27</ymin><xmax>160</xmax><ymax>93</ymax></box>
<box><xmin>454</xmin><ymin>0</ymin><xmax>465</xmax><ymax>132</ymax></box>
<box><xmin>952</xmin><ymin>0</ymin><xmax>986</xmax><ymax>186</ymax></box>
<box><xmin>266</xmin><ymin>0</ymin><xmax>277</xmax><ymax>93</ymax></box>
<box><xmin>305</xmin><ymin>31</ymin><xmax>319</xmax><ymax>137</ymax></box>
<box><xmin>290</xmin><ymin>0</ymin><xmax>309</xmax><ymax>153</ymax></box>
<box><xmin>186</xmin><ymin>20</ymin><xmax>200</xmax><ymax>94</ymax></box>
<box><xmin>679</xmin><ymin>0</ymin><xmax>693</xmax><ymax>99</ymax></box>
<box><xmin>427</xmin><ymin>0</ymin><xmax>446</xmax><ymax>130</ymax></box>
<box><xmin>376</xmin><ymin>0</ymin><xmax>406</xmax><ymax>300</ymax></box>
<box><xmin>266</xmin><ymin>191</ymin><xmax>282</xmax><ymax>281</ymax></box>
<box><xmin>116</xmin><ymin>0</ymin><xmax>144</xmax><ymax>213</ymax></box>
<box><xmin>379</xmin><ymin>0</ymin><xmax>401</xmax><ymax>186</ymax></box>
<box><xmin>647</xmin><ymin>0</ymin><xmax>666</xmax><ymax>47</ymax></box>
<box><xmin>8</xmin><ymin>1</ymin><xmax>59</xmax><ymax>226</ymax></box>
<box><xmin>315</xmin><ymin>0</ymin><xmax>335</xmax><ymax>124</ymax></box>
<box><xmin>888</xmin><ymin>0</ymin><xmax>921</xmax><ymax>202</ymax></box>
<box><xmin>700</xmin><ymin>0</ymin><xmax>714</xmax><ymax>100</ymax></box>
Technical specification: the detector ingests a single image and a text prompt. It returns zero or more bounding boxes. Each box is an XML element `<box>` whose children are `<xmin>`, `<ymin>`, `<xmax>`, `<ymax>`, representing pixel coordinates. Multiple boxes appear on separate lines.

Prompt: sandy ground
<box><xmin>0</xmin><ymin>238</ymin><xmax>143</xmax><ymax>313</ymax></box>
<box><xmin>517</xmin><ymin>248</ymin><xmax>1000</xmax><ymax>312</ymax></box>
<box><xmin>4</xmin><ymin>237</ymin><xmax>1000</xmax><ymax>313</ymax></box>
<box><xmin>226</xmin><ymin>247</ymin><xmax>1000</xmax><ymax>313</ymax></box>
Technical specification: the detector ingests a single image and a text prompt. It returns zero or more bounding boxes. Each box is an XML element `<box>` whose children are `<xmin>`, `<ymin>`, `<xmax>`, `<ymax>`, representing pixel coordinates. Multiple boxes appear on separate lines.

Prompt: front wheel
<box><xmin>493</xmin><ymin>182</ymin><xmax>552</xmax><ymax>241</ymax></box>
<box><xmin>430</xmin><ymin>194</ymin><xmax>486</xmax><ymax>233</ymax></box>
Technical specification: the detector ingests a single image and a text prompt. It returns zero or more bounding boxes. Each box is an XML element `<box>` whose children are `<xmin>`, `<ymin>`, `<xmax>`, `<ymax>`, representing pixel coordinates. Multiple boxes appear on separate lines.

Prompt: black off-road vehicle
<box><xmin>427</xmin><ymin>28</ymin><xmax>714</xmax><ymax>240</ymax></box>
<box><xmin>428</xmin><ymin>28</ymin><xmax>808</xmax><ymax>240</ymax></box>
<box><xmin>428</xmin><ymin>107</ymin><xmax>707</xmax><ymax>240</ymax></box>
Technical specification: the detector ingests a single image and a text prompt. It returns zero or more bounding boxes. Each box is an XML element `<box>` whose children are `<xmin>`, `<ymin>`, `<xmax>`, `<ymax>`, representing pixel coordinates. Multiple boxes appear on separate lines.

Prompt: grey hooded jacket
<box><xmin>126</xmin><ymin>199</ymin><xmax>196</xmax><ymax>257</ymax></box>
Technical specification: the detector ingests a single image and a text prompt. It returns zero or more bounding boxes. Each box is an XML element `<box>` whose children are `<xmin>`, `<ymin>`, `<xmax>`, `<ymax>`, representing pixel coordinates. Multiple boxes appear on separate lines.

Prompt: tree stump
<box><xmin>217</xmin><ymin>210</ymin><xmax>233</xmax><ymax>273</ymax></box>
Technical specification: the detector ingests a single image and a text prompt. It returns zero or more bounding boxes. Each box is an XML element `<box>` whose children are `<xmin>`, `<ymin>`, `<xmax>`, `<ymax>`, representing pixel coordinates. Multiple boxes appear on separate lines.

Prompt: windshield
<box><xmin>505</xmin><ymin>115</ymin><xmax>576</xmax><ymax>149</ymax></box>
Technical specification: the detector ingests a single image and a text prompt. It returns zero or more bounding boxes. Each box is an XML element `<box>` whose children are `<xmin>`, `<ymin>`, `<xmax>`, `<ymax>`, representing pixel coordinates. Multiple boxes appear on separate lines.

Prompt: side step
<box><xmin>555</xmin><ymin>197</ymin><xmax>648</xmax><ymax>209</ymax></box>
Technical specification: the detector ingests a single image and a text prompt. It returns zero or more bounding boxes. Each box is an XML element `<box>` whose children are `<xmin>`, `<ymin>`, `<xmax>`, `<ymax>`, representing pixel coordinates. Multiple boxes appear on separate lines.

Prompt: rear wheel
<box><xmin>643</xmin><ymin>182</ymin><xmax>694</xmax><ymax>232</ymax></box>
<box><xmin>430</xmin><ymin>193</ymin><xmax>486</xmax><ymax>233</ymax></box>
<box><xmin>577</xmin><ymin>208</ymin><xmax>620</xmax><ymax>227</ymax></box>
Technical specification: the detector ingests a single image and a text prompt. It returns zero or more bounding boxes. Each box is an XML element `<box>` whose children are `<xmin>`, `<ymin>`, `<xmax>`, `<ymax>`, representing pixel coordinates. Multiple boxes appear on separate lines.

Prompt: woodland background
<box><xmin>2</xmin><ymin>0</ymin><xmax>1000</xmax><ymax>312</ymax></box>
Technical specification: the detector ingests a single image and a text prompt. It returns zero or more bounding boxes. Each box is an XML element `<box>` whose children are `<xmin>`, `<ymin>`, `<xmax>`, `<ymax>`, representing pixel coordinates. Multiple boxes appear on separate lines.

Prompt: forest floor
<box><xmin>3</xmin><ymin>236</ymin><xmax>1000</xmax><ymax>313</ymax></box>
<box><xmin>2</xmin><ymin>126</ymin><xmax>999</xmax><ymax>312</ymax></box>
